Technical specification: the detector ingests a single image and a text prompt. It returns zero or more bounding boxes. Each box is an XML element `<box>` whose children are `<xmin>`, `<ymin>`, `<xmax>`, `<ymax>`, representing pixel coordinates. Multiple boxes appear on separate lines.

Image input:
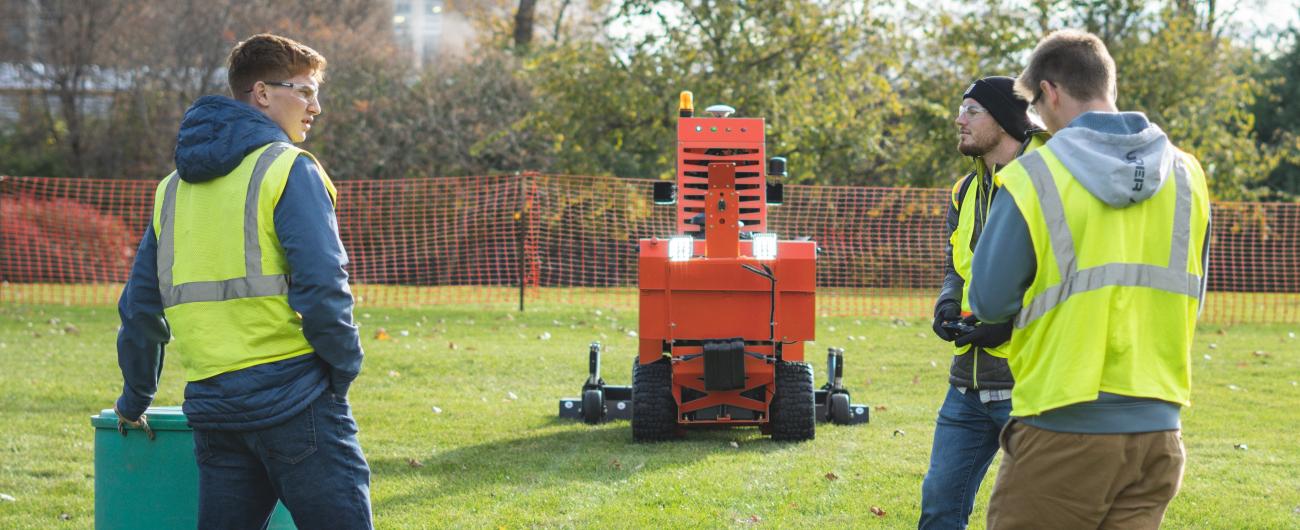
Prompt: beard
<box><xmin>958</xmin><ymin>133</ymin><xmax>997</xmax><ymax>157</ymax></box>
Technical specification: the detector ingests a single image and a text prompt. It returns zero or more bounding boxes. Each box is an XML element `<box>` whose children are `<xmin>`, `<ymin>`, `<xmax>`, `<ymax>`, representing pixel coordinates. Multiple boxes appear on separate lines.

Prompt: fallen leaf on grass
<box><xmin>911</xmin><ymin>375</ymin><xmax>920</xmax><ymax>385</ymax></box>
<box><xmin>824</xmin><ymin>472</ymin><xmax>839</xmax><ymax>481</ymax></box>
<box><xmin>729</xmin><ymin>441</ymin><xmax>739</xmax><ymax>448</ymax></box>
<box><xmin>1228</xmin><ymin>384</ymin><xmax>1241</xmax><ymax>391</ymax></box>
<box><xmin>610</xmin><ymin>458</ymin><xmax>622</xmax><ymax>470</ymax></box>
<box><xmin>930</xmin><ymin>360</ymin><xmax>937</xmax><ymax>368</ymax></box>
<box><xmin>507</xmin><ymin>391</ymin><xmax>518</xmax><ymax>400</ymax></box>
<box><xmin>874</xmin><ymin>405</ymin><xmax>888</xmax><ymax>412</ymax></box>
<box><xmin>1253</xmin><ymin>350</ymin><xmax>1270</xmax><ymax>358</ymax></box>
<box><xmin>64</xmin><ymin>324</ymin><xmax>79</xmax><ymax>335</ymax></box>
<box><xmin>374</xmin><ymin>328</ymin><xmax>390</xmax><ymax>341</ymax></box>
<box><xmin>388</xmin><ymin>370</ymin><xmax>401</xmax><ymax>378</ymax></box>
<box><xmin>870</xmin><ymin>506</ymin><xmax>886</xmax><ymax>517</ymax></box>
<box><xmin>448</xmin><ymin>342</ymin><xmax>458</xmax><ymax>350</ymax></box>
<box><xmin>1208</xmin><ymin>343</ymin><xmax>1218</xmax><ymax>349</ymax></box>
<box><xmin>407</xmin><ymin>458</ymin><xmax>425</xmax><ymax>468</ymax></box>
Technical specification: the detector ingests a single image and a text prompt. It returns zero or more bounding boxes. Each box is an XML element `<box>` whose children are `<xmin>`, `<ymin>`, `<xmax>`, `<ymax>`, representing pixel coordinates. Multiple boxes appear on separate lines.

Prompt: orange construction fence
<box><xmin>2</xmin><ymin>174</ymin><xmax>1297</xmax><ymax>324</ymax></box>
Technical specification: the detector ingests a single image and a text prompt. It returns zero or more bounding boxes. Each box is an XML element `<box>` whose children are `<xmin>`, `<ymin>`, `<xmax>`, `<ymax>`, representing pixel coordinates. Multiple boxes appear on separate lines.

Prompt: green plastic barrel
<box><xmin>92</xmin><ymin>406</ymin><xmax>295</xmax><ymax>529</ymax></box>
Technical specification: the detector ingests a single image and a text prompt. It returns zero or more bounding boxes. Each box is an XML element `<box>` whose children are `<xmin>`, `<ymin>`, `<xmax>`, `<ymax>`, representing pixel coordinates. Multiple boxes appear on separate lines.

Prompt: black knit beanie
<box><xmin>962</xmin><ymin>76</ymin><xmax>1034</xmax><ymax>143</ymax></box>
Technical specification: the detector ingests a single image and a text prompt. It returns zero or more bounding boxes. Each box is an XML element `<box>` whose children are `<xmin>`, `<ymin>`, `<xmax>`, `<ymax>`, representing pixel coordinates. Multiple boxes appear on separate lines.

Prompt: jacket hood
<box><xmin>1046</xmin><ymin>112</ymin><xmax>1175</xmax><ymax>208</ymax></box>
<box><xmin>174</xmin><ymin>95</ymin><xmax>290</xmax><ymax>183</ymax></box>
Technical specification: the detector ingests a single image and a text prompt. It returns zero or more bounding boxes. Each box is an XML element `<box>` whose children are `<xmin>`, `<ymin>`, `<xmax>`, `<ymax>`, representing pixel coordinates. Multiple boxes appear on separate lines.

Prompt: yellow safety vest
<box><xmin>950</xmin><ymin>132</ymin><xmax>1049</xmax><ymax>363</ymax></box>
<box><xmin>152</xmin><ymin>142</ymin><xmax>338</xmax><ymax>381</ymax></box>
<box><xmin>995</xmin><ymin>146</ymin><xmax>1209</xmax><ymax>417</ymax></box>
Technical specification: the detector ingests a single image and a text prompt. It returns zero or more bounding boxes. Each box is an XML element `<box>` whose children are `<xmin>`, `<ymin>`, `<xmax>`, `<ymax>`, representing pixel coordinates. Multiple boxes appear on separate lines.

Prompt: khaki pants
<box><xmin>986</xmin><ymin>419</ymin><xmax>1185</xmax><ymax>530</ymax></box>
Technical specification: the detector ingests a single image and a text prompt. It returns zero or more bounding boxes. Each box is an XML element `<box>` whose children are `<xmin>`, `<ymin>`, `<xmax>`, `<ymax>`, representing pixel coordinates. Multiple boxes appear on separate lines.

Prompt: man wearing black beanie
<box><xmin>920</xmin><ymin>76</ymin><xmax>1047</xmax><ymax>530</ymax></box>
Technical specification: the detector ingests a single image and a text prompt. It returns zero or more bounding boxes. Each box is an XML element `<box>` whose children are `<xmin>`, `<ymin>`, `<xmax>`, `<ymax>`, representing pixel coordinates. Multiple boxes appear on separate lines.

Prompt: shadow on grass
<box><xmin>373</xmin><ymin>418</ymin><xmax>797</xmax><ymax>511</ymax></box>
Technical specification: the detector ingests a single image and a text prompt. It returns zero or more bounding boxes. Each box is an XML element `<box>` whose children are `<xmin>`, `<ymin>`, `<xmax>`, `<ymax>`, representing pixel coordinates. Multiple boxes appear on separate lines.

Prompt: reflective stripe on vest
<box><xmin>157</xmin><ymin>143</ymin><xmax>293</xmax><ymax>308</ymax></box>
<box><xmin>1013</xmin><ymin>150</ymin><xmax>1201</xmax><ymax>329</ymax></box>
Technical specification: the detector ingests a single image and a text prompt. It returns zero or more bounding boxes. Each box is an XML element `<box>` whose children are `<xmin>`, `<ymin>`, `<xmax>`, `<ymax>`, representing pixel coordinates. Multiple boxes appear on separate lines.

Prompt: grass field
<box><xmin>0</xmin><ymin>299</ymin><xmax>1297</xmax><ymax>528</ymax></box>
<box><xmin>5</xmin><ymin>283</ymin><xmax>1299</xmax><ymax>324</ymax></box>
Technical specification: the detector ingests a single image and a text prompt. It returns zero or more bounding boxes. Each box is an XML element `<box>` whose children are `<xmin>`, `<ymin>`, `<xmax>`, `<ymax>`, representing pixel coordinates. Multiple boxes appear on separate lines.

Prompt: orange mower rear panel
<box><xmin>558</xmin><ymin>95</ymin><xmax>869</xmax><ymax>440</ymax></box>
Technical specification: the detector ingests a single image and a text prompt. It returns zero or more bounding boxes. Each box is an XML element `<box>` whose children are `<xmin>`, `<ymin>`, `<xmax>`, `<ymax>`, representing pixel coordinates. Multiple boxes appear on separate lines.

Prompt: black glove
<box><xmin>932</xmin><ymin>301</ymin><xmax>961</xmax><ymax>341</ymax></box>
<box><xmin>954</xmin><ymin>315</ymin><xmax>1013</xmax><ymax>348</ymax></box>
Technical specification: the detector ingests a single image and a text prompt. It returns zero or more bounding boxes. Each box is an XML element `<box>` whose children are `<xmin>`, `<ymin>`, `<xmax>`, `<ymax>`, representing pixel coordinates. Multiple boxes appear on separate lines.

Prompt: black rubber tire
<box><xmin>582</xmin><ymin>389</ymin><xmax>604</xmax><ymax>424</ymax></box>
<box><xmin>632</xmin><ymin>357</ymin><xmax>677</xmax><ymax>442</ymax></box>
<box><xmin>770</xmin><ymin>361</ymin><xmax>815</xmax><ymax>441</ymax></box>
<box><xmin>829</xmin><ymin>392</ymin><xmax>851</xmax><ymax>425</ymax></box>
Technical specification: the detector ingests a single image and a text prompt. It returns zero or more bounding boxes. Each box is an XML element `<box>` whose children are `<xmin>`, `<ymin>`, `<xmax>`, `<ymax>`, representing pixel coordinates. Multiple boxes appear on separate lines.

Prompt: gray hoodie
<box><xmin>1052</xmin><ymin>112</ymin><xmax>1178</xmax><ymax>208</ymax></box>
<box><xmin>967</xmin><ymin>111</ymin><xmax>1209</xmax><ymax>433</ymax></box>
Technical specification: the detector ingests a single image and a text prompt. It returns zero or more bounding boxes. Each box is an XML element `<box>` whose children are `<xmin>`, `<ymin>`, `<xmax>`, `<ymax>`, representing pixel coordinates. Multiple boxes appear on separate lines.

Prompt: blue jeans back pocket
<box><xmin>257</xmin><ymin>403</ymin><xmax>318</xmax><ymax>464</ymax></box>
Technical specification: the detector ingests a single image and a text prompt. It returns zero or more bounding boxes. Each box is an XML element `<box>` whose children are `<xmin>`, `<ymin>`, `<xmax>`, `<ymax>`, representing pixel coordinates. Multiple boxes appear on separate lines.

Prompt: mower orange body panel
<box><xmin>676</xmin><ymin>117</ymin><xmax>768</xmax><ymax>235</ymax></box>
<box><xmin>634</xmin><ymin>113</ymin><xmax>815</xmax><ymax>428</ymax></box>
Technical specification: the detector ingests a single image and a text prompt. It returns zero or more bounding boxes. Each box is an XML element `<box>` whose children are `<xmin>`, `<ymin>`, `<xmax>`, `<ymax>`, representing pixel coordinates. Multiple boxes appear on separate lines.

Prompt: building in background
<box><xmin>393</xmin><ymin>0</ymin><xmax>469</xmax><ymax>69</ymax></box>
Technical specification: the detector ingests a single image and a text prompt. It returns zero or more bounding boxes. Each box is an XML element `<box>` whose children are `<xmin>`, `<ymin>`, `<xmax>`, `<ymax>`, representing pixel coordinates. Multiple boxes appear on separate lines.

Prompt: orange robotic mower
<box><xmin>559</xmin><ymin>92</ymin><xmax>868</xmax><ymax>441</ymax></box>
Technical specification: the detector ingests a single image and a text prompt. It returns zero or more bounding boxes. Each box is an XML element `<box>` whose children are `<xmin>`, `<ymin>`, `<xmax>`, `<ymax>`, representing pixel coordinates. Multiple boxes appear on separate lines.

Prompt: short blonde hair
<box><xmin>1014</xmin><ymin>29</ymin><xmax>1116</xmax><ymax>104</ymax></box>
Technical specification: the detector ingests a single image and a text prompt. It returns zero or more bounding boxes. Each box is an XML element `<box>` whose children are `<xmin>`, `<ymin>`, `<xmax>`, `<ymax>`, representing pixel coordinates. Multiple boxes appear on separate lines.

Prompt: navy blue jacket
<box><xmin>115</xmin><ymin>96</ymin><xmax>363</xmax><ymax>430</ymax></box>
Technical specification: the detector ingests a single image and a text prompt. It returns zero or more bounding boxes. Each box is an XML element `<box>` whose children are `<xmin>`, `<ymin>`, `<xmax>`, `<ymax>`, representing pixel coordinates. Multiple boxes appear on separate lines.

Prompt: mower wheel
<box><xmin>582</xmin><ymin>389</ymin><xmax>605</xmax><ymax>424</ymax></box>
<box><xmin>632</xmin><ymin>357</ymin><xmax>676</xmax><ymax>442</ymax></box>
<box><xmin>829</xmin><ymin>392</ymin><xmax>851</xmax><ymax>425</ymax></box>
<box><xmin>771</xmin><ymin>361</ymin><xmax>815</xmax><ymax>441</ymax></box>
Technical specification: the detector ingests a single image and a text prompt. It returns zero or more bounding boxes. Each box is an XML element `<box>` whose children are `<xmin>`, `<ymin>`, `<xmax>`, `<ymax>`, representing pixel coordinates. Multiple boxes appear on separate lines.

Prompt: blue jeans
<box><xmin>919</xmin><ymin>385</ymin><xmax>1012</xmax><ymax>530</ymax></box>
<box><xmin>194</xmin><ymin>391</ymin><xmax>372</xmax><ymax>530</ymax></box>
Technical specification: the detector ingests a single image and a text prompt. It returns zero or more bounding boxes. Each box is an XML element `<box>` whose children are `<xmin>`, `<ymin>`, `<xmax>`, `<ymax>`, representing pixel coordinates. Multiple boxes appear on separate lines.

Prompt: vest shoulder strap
<box><xmin>952</xmin><ymin>171</ymin><xmax>975</xmax><ymax>210</ymax></box>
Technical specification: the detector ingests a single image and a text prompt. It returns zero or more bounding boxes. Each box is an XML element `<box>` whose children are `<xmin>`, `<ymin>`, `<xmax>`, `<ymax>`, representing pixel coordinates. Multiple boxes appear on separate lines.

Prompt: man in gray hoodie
<box><xmin>969</xmin><ymin>30</ymin><xmax>1211</xmax><ymax>529</ymax></box>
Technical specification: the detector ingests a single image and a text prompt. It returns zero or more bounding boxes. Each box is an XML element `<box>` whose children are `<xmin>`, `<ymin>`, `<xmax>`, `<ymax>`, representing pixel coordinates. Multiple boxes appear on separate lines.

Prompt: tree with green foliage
<box><xmin>523</xmin><ymin>0</ymin><xmax>909</xmax><ymax>184</ymax></box>
<box><xmin>1253</xmin><ymin>20</ymin><xmax>1300</xmax><ymax>198</ymax></box>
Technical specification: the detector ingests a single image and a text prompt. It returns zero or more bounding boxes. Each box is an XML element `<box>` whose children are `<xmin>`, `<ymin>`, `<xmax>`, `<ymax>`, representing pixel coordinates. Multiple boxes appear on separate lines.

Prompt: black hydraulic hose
<box><xmin>741</xmin><ymin>263</ymin><xmax>777</xmax><ymax>342</ymax></box>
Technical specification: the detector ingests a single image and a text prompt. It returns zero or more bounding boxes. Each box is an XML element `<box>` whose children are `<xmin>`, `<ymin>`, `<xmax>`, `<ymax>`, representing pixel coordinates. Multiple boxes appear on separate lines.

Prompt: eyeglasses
<box><xmin>246</xmin><ymin>81</ymin><xmax>320</xmax><ymax>104</ymax></box>
<box><xmin>1031</xmin><ymin>79</ymin><xmax>1053</xmax><ymax>106</ymax></box>
<box><xmin>956</xmin><ymin>104</ymin><xmax>988</xmax><ymax>120</ymax></box>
